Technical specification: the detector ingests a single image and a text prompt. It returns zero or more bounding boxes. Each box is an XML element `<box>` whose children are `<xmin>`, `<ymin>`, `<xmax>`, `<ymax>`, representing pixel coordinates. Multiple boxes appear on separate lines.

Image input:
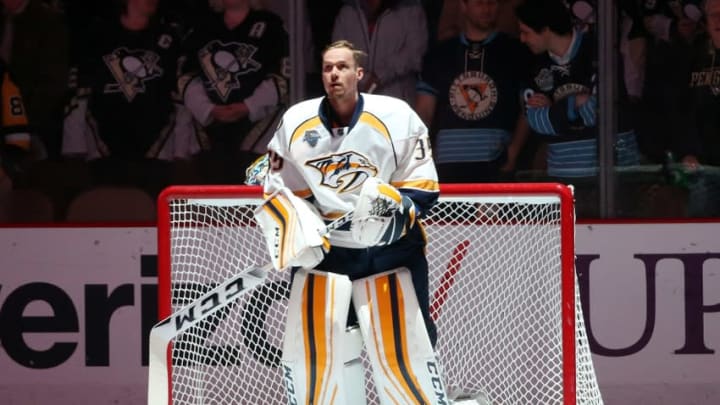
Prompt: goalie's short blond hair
<box><xmin>322</xmin><ymin>40</ymin><xmax>367</xmax><ymax>69</ymax></box>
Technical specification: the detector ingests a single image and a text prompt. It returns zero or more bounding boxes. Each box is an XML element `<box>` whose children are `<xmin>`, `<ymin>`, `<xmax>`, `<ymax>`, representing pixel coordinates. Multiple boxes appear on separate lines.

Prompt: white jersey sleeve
<box><xmin>388</xmin><ymin>108</ymin><xmax>438</xmax><ymax>216</ymax></box>
<box><xmin>264</xmin><ymin>117</ymin><xmax>313</xmax><ymax>200</ymax></box>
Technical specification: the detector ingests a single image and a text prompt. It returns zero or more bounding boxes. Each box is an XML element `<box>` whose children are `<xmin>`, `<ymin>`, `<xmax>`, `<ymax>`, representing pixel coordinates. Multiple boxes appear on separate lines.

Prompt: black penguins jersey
<box><xmin>525</xmin><ymin>29</ymin><xmax>598</xmax><ymax>143</ymax></box>
<box><xmin>677</xmin><ymin>41</ymin><xmax>720</xmax><ymax>165</ymax></box>
<box><xmin>181</xmin><ymin>9</ymin><xmax>289</xmax><ymax>105</ymax></box>
<box><xmin>418</xmin><ymin>32</ymin><xmax>531</xmax><ymax>137</ymax></box>
<box><xmin>77</xmin><ymin>18</ymin><xmax>181</xmax><ymax>158</ymax></box>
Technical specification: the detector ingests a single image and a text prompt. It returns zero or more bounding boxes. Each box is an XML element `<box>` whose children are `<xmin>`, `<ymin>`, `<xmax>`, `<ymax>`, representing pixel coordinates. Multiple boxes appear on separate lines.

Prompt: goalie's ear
<box><xmin>254</xmin><ymin>188</ymin><xmax>329</xmax><ymax>271</ymax></box>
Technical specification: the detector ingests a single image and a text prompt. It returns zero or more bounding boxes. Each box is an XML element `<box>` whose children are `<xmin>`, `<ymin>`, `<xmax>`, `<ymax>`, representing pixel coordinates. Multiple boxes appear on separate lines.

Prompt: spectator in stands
<box><xmin>666</xmin><ymin>0</ymin><xmax>720</xmax><ymax>215</ymax></box>
<box><xmin>179</xmin><ymin>0</ymin><xmax>289</xmax><ymax>184</ymax></box>
<box><xmin>421</xmin><ymin>0</ymin><xmax>443</xmax><ymax>46</ymax></box>
<box><xmin>0</xmin><ymin>50</ymin><xmax>32</xmax><ymax>220</ymax></box>
<box><xmin>437</xmin><ymin>0</ymin><xmax>523</xmax><ymax>41</ymax></box>
<box><xmin>517</xmin><ymin>0</ymin><xmax>638</xmax><ymax>178</ymax></box>
<box><xmin>331</xmin><ymin>0</ymin><xmax>427</xmax><ymax>104</ymax></box>
<box><xmin>672</xmin><ymin>0</ymin><xmax>720</xmax><ymax>169</ymax></box>
<box><xmin>636</xmin><ymin>0</ymin><xmax>705</xmax><ymax>162</ymax></box>
<box><xmin>0</xmin><ymin>60</ymin><xmax>31</xmax><ymax>178</ymax></box>
<box><xmin>643</xmin><ymin>0</ymin><xmax>704</xmax><ymax>45</ymax></box>
<box><xmin>618</xmin><ymin>0</ymin><xmax>647</xmax><ymax>103</ymax></box>
<box><xmin>1</xmin><ymin>0</ymin><xmax>68</xmax><ymax>158</ymax></box>
<box><xmin>62</xmin><ymin>0</ymin><xmax>194</xmax><ymax>198</ymax></box>
<box><xmin>416</xmin><ymin>0</ymin><xmax>532</xmax><ymax>182</ymax></box>
<box><xmin>566</xmin><ymin>0</ymin><xmax>596</xmax><ymax>33</ymax></box>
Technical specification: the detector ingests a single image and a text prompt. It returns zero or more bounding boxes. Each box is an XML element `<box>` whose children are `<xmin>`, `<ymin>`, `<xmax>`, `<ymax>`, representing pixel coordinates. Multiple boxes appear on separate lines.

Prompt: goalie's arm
<box><xmin>264</xmin><ymin>117</ymin><xmax>314</xmax><ymax>199</ymax></box>
<box><xmin>390</xmin><ymin>110</ymin><xmax>439</xmax><ymax>217</ymax></box>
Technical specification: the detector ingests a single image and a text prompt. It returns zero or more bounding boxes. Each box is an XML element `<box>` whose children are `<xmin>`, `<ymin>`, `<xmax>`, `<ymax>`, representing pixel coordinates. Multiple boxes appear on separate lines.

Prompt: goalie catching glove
<box><xmin>254</xmin><ymin>187</ymin><xmax>330</xmax><ymax>271</ymax></box>
<box><xmin>351</xmin><ymin>177</ymin><xmax>417</xmax><ymax>247</ymax></box>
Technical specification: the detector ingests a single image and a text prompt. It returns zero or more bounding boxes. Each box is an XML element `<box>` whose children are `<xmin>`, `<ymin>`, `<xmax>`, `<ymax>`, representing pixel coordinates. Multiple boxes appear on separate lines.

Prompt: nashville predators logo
<box><xmin>103</xmin><ymin>47</ymin><xmax>163</xmax><ymax>102</ymax></box>
<box><xmin>199</xmin><ymin>40</ymin><xmax>262</xmax><ymax>102</ymax></box>
<box><xmin>449</xmin><ymin>71</ymin><xmax>498</xmax><ymax>120</ymax></box>
<box><xmin>306</xmin><ymin>152</ymin><xmax>378</xmax><ymax>193</ymax></box>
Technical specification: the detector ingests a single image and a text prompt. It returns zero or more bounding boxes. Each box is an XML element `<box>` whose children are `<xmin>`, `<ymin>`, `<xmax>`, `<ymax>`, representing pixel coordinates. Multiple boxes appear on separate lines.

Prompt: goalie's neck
<box><xmin>320</xmin><ymin>94</ymin><xmax>365</xmax><ymax>135</ymax></box>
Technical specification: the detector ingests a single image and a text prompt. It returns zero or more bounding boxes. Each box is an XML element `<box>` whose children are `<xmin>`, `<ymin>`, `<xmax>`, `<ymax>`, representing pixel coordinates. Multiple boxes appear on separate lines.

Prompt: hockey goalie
<box><xmin>253</xmin><ymin>39</ymin><xmax>487</xmax><ymax>405</ymax></box>
<box><xmin>256</xmin><ymin>178</ymin><xmax>467</xmax><ymax>405</ymax></box>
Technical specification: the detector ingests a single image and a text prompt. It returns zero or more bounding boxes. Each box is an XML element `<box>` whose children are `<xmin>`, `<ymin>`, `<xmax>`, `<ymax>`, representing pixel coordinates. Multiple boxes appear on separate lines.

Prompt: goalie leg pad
<box><xmin>282</xmin><ymin>268</ymin><xmax>365</xmax><ymax>405</ymax></box>
<box><xmin>352</xmin><ymin>268</ymin><xmax>449</xmax><ymax>405</ymax></box>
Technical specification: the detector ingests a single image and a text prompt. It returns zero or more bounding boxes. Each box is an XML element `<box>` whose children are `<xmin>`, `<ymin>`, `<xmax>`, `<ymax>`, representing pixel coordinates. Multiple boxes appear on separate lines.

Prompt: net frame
<box><xmin>154</xmin><ymin>183</ymin><xmax>601</xmax><ymax>405</ymax></box>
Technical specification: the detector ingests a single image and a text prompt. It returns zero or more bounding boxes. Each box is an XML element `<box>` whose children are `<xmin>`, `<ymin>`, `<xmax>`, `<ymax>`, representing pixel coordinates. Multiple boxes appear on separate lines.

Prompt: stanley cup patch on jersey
<box><xmin>306</xmin><ymin>151</ymin><xmax>378</xmax><ymax>193</ymax></box>
<box><xmin>448</xmin><ymin>71</ymin><xmax>498</xmax><ymax>120</ymax></box>
<box><xmin>103</xmin><ymin>47</ymin><xmax>163</xmax><ymax>102</ymax></box>
<box><xmin>303</xmin><ymin>129</ymin><xmax>321</xmax><ymax>147</ymax></box>
<box><xmin>199</xmin><ymin>40</ymin><xmax>262</xmax><ymax>102</ymax></box>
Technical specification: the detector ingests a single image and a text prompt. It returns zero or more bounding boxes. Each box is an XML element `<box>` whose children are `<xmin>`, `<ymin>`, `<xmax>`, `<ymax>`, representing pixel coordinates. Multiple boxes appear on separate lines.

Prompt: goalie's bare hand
<box><xmin>351</xmin><ymin>178</ymin><xmax>417</xmax><ymax>247</ymax></box>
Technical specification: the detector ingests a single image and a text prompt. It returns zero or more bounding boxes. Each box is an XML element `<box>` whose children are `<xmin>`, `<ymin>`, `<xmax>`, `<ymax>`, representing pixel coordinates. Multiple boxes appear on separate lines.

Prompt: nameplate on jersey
<box><xmin>332</xmin><ymin>127</ymin><xmax>348</xmax><ymax>137</ymax></box>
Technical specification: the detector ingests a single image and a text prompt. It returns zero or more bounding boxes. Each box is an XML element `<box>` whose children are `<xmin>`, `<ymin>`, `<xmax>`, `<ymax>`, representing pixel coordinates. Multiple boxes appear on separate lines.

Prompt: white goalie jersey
<box><xmin>265</xmin><ymin>93</ymin><xmax>439</xmax><ymax>248</ymax></box>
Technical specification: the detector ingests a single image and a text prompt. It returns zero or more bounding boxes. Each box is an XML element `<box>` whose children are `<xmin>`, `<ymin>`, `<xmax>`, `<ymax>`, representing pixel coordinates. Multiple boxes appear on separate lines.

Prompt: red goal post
<box><xmin>151</xmin><ymin>183</ymin><xmax>603</xmax><ymax>405</ymax></box>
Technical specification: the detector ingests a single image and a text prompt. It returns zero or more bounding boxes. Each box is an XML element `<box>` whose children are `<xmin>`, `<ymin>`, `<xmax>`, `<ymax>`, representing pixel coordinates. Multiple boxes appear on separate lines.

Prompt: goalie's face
<box><xmin>322</xmin><ymin>47</ymin><xmax>364</xmax><ymax>100</ymax></box>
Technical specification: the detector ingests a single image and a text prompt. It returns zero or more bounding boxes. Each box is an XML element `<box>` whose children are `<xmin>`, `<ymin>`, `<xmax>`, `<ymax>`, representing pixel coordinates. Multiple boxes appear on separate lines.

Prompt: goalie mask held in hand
<box><xmin>351</xmin><ymin>177</ymin><xmax>417</xmax><ymax>247</ymax></box>
<box><xmin>254</xmin><ymin>187</ymin><xmax>330</xmax><ymax>271</ymax></box>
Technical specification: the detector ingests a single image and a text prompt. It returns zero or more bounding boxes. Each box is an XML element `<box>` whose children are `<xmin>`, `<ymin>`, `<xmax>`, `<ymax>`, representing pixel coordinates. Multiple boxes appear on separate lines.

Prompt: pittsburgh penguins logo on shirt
<box><xmin>448</xmin><ymin>71</ymin><xmax>498</xmax><ymax>120</ymax></box>
<box><xmin>199</xmin><ymin>40</ymin><xmax>262</xmax><ymax>102</ymax></box>
<box><xmin>306</xmin><ymin>151</ymin><xmax>378</xmax><ymax>193</ymax></box>
<box><xmin>103</xmin><ymin>47</ymin><xmax>163</xmax><ymax>102</ymax></box>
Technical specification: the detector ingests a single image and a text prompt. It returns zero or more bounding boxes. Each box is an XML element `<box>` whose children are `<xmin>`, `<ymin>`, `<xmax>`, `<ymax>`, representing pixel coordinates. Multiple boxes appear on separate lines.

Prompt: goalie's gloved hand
<box><xmin>254</xmin><ymin>187</ymin><xmax>330</xmax><ymax>271</ymax></box>
<box><xmin>351</xmin><ymin>178</ymin><xmax>417</xmax><ymax>247</ymax></box>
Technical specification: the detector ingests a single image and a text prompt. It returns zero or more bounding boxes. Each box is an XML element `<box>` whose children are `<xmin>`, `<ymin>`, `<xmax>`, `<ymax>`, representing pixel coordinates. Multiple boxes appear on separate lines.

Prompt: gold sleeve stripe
<box><xmin>289</xmin><ymin>116</ymin><xmax>322</xmax><ymax>149</ymax></box>
<box><xmin>2</xmin><ymin>72</ymin><xmax>30</xmax><ymax>149</ymax></box>
<box><xmin>358</xmin><ymin>112</ymin><xmax>391</xmax><ymax>143</ymax></box>
<box><xmin>372</xmin><ymin>274</ymin><xmax>431</xmax><ymax>404</ymax></box>
<box><xmin>293</xmin><ymin>188</ymin><xmax>313</xmax><ymax>199</ymax></box>
<box><xmin>378</xmin><ymin>183</ymin><xmax>402</xmax><ymax>204</ymax></box>
<box><xmin>266</xmin><ymin>190</ymin><xmax>312</xmax><ymax>201</ymax></box>
<box><xmin>391</xmin><ymin>180</ymin><xmax>439</xmax><ymax>192</ymax></box>
<box><xmin>2</xmin><ymin>72</ymin><xmax>28</xmax><ymax>128</ymax></box>
<box><xmin>322</xmin><ymin>211</ymin><xmax>347</xmax><ymax>220</ymax></box>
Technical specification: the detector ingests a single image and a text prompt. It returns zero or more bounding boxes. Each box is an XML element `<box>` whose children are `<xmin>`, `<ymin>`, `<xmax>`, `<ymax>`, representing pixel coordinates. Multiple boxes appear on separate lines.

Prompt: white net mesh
<box><xmin>157</xmin><ymin>185</ymin><xmax>603</xmax><ymax>405</ymax></box>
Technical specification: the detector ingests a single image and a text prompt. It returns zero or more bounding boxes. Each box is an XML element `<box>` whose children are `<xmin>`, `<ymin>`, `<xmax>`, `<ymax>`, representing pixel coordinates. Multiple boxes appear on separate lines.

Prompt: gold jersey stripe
<box><xmin>358</xmin><ymin>112</ymin><xmax>391</xmax><ymax>144</ymax></box>
<box><xmin>391</xmin><ymin>179</ymin><xmax>440</xmax><ymax>192</ymax></box>
<box><xmin>290</xmin><ymin>116</ymin><xmax>322</xmax><ymax>148</ymax></box>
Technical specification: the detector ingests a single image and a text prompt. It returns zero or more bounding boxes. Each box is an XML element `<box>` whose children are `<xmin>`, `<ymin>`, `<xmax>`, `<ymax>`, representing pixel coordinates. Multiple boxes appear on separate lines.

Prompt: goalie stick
<box><xmin>147</xmin><ymin>210</ymin><xmax>354</xmax><ymax>405</ymax></box>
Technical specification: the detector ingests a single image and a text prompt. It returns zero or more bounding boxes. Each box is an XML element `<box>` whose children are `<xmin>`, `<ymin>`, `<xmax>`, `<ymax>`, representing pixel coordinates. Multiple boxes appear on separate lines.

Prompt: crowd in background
<box><xmin>0</xmin><ymin>0</ymin><xmax>718</xmax><ymax>222</ymax></box>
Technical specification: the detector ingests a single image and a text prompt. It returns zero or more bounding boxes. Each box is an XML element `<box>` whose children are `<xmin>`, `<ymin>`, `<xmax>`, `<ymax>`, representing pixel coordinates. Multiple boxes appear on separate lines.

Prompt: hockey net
<box><xmin>150</xmin><ymin>183</ymin><xmax>603</xmax><ymax>405</ymax></box>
